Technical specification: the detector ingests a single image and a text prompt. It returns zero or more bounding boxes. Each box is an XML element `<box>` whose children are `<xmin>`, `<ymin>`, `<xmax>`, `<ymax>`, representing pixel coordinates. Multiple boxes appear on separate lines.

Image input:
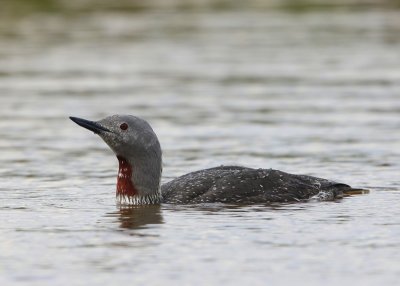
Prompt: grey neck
<box><xmin>132</xmin><ymin>155</ymin><xmax>162</xmax><ymax>203</ymax></box>
<box><xmin>116</xmin><ymin>153</ymin><xmax>163</xmax><ymax>206</ymax></box>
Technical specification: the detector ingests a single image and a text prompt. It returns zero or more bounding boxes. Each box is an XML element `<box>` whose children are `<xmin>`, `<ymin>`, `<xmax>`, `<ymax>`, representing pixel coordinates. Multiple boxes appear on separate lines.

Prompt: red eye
<box><xmin>120</xmin><ymin>123</ymin><xmax>128</xmax><ymax>130</ymax></box>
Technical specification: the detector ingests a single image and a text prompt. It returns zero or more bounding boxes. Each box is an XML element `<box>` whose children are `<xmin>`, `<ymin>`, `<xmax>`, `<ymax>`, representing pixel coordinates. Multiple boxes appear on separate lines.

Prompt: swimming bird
<box><xmin>70</xmin><ymin>115</ymin><xmax>366</xmax><ymax>205</ymax></box>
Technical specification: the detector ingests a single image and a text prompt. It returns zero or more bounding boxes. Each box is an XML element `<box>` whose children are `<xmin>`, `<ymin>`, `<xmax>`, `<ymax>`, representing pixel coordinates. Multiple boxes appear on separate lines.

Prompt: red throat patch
<box><xmin>116</xmin><ymin>156</ymin><xmax>138</xmax><ymax>198</ymax></box>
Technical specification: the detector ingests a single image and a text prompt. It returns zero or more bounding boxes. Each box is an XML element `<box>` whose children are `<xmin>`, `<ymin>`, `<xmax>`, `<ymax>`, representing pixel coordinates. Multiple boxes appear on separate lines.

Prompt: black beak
<box><xmin>70</xmin><ymin>116</ymin><xmax>111</xmax><ymax>134</ymax></box>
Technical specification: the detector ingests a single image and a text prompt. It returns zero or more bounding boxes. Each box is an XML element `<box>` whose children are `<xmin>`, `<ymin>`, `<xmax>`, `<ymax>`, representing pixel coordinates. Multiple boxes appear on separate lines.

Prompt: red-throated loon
<box><xmin>70</xmin><ymin>115</ymin><xmax>367</xmax><ymax>205</ymax></box>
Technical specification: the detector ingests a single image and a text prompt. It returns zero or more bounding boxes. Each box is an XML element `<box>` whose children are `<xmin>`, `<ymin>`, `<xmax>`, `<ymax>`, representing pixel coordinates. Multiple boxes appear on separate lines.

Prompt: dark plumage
<box><xmin>70</xmin><ymin>115</ymin><xmax>367</xmax><ymax>205</ymax></box>
<box><xmin>162</xmin><ymin>166</ymin><xmax>352</xmax><ymax>204</ymax></box>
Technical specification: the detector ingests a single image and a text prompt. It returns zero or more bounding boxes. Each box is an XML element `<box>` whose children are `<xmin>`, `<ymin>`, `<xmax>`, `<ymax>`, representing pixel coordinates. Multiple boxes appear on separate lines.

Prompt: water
<box><xmin>1</xmin><ymin>6</ymin><xmax>400</xmax><ymax>286</ymax></box>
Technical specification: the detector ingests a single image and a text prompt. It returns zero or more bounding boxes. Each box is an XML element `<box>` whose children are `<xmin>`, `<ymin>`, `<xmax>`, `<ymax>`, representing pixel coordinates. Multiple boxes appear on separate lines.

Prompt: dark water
<box><xmin>0</xmin><ymin>7</ymin><xmax>399</xmax><ymax>285</ymax></box>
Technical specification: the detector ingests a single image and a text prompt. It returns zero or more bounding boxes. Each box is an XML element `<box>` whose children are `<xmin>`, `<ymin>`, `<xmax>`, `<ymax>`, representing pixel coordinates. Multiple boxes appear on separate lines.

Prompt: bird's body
<box><xmin>70</xmin><ymin>115</ymin><xmax>367</xmax><ymax>205</ymax></box>
<box><xmin>161</xmin><ymin>165</ymin><xmax>350</xmax><ymax>204</ymax></box>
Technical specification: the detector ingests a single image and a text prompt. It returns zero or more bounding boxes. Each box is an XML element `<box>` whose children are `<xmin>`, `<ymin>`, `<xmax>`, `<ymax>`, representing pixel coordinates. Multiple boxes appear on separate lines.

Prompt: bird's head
<box><xmin>70</xmin><ymin>115</ymin><xmax>162</xmax><ymax>204</ymax></box>
<box><xmin>70</xmin><ymin>115</ymin><xmax>160</xmax><ymax>159</ymax></box>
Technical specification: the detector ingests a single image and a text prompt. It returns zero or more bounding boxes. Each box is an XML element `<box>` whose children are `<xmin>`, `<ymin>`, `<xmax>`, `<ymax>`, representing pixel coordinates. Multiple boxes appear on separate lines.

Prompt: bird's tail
<box><xmin>342</xmin><ymin>188</ymin><xmax>370</xmax><ymax>196</ymax></box>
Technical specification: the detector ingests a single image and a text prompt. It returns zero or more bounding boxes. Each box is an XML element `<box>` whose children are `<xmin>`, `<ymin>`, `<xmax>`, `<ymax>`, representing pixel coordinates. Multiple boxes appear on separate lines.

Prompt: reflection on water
<box><xmin>107</xmin><ymin>205</ymin><xmax>164</xmax><ymax>229</ymax></box>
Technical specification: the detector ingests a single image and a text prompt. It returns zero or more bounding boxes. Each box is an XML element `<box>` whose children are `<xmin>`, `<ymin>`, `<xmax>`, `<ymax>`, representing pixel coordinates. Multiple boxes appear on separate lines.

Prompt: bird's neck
<box><xmin>116</xmin><ymin>156</ymin><xmax>162</xmax><ymax>205</ymax></box>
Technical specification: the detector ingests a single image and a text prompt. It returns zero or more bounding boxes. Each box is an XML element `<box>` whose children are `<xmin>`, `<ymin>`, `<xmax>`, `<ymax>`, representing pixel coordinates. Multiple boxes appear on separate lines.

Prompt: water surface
<box><xmin>0</xmin><ymin>7</ymin><xmax>399</xmax><ymax>286</ymax></box>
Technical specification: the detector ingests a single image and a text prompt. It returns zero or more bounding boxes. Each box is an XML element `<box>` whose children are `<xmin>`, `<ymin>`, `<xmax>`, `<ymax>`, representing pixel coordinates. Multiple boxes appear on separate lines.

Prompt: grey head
<box><xmin>70</xmin><ymin>115</ymin><xmax>162</xmax><ymax>205</ymax></box>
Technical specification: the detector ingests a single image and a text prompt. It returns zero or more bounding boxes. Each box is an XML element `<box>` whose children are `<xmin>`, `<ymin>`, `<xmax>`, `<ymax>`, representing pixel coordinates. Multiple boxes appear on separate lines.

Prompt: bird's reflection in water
<box><xmin>109</xmin><ymin>205</ymin><xmax>164</xmax><ymax>230</ymax></box>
